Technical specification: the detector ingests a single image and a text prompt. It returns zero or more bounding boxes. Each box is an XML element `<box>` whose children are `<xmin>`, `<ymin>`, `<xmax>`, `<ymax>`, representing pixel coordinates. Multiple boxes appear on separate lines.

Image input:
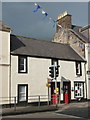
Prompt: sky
<box><xmin>2</xmin><ymin>2</ymin><xmax>88</xmax><ymax>40</ymax></box>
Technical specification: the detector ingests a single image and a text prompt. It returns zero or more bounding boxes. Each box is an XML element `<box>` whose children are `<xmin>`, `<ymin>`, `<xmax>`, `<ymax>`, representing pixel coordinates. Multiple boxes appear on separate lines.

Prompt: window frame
<box><xmin>75</xmin><ymin>61</ymin><xmax>82</xmax><ymax>76</ymax></box>
<box><xmin>74</xmin><ymin>82</ymin><xmax>84</xmax><ymax>98</ymax></box>
<box><xmin>18</xmin><ymin>84</ymin><xmax>28</xmax><ymax>103</ymax></box>
<box><xmin>18</xmin><ymin>56</ymin><xmax>27</xmax><ymax>73</ymax></box>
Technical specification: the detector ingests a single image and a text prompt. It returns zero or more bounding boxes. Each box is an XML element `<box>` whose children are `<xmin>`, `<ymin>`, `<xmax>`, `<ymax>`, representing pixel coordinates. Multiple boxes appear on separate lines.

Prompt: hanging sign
<box><xmin>46</xmin><ymin>83</ymin><xmax>51</xmax><ymax>87</ymax></box>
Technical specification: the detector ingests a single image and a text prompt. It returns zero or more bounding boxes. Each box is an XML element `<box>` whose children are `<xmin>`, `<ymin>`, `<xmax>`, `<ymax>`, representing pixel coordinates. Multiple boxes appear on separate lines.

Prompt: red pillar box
<box><xmin>52</xmin><ymin>94</ymin><xmax>58</xmax><ymax>105</ymax></box>
<box><xmin>64</xmin><ymin>93</ymin><xmax>69</xmax><ymax>104</ymax></box>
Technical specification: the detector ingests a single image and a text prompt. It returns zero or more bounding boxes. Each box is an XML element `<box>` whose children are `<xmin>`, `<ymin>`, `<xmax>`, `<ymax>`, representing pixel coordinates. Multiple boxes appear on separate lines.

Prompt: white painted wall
<box><xmin>58</xmin><ymin>60</ymin><xmax>86</xmax><ymax>100</ymax></box>
<box><xmin>11</xmin><ymin>56</ymin><xmax>51</xmax><ymax>103</ymax></box>
<box><xmin>11</xmin><ymin>55</ymin><xmax>86</xmax><ymax>103</ymax></box>
<box><xmin>0</xmin><ymin>31</ymin><xmax>10</xmax><ymax>64</ymax></box>
<box><xmin>0</xmin><ymin>30</ymin><xmax>10</xmax><ymax>104</ymax></box>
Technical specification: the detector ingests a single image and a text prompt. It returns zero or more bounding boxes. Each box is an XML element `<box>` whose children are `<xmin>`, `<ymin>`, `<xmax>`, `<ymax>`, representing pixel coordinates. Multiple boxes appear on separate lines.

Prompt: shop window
<box><xmin>74</xmin><ymin>82</ymin><xmax>84</xmax><ymax>98</ymax></box>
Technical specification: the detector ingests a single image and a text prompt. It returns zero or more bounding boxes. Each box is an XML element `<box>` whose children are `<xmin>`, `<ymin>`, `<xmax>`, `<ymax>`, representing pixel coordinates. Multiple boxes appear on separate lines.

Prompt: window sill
<box><xmin>75</xmin><ymin>74</ymin><xmax>82</xmax><ymax>77</ymax></box>
<box><xmin>18</xmin><ymin>72</ymin><xmax>28</xmax><ymax>74</ymax></box>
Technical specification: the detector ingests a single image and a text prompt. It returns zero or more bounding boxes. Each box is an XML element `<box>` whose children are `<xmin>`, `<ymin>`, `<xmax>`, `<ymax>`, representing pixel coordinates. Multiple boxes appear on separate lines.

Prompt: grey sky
<box><xmin>2</xmin><ymin>2</ymin><xmax>88</xmax><ymax>40</ymax></box>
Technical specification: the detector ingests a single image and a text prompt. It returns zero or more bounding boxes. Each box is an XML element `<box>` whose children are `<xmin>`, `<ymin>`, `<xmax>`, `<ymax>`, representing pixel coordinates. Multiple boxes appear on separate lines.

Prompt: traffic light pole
<box><xmin>49</xmin><ymin>64</ymin><xmax>60</xmax><ymax>105</ymax></box>
<box><xmin>54</xmin><ymin>66</ymin><xmax>58</xmax><ymax>106</ymax></box>
<box><xmin>54</xmin><ymin>66</ymin><xmax>57</xmax><ymax>93</ymax></box>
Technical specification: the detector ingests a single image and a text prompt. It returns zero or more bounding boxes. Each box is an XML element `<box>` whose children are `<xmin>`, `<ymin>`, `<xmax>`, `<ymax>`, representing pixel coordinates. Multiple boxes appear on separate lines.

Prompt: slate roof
<box><xmin>70</xmin><ymin>25</ymin><xmax>90</xmax><ymax>43</ymax></box>
<box><xmin>80</xmin><ymin>25</ymin><xmax>90</xmax><ymax>42</ymax></box>
<box><xmin>10</xmin><ymin>34</ymin><xmax>85</xmax><ymax>62</ymax></box>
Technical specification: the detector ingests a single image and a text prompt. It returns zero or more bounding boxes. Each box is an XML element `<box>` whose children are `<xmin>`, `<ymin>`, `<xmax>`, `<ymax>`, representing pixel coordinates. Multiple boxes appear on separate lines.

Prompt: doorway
<box><xmin>63</xmin><ymin>81</ymin><xmax>71</xmax><ymax>104</ymax></box>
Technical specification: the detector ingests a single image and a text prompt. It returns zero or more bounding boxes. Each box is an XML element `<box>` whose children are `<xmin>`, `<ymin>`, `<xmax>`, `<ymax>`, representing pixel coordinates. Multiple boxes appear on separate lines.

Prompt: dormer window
<box><xmin>18</xmin><ymin>56</ymin><xmax>27</xmax><ymax>73</ymax></box>
<box><xmin>76</xmin><ymin>61</ymin><xmax>82</xmax><ymax>76</ymax></box>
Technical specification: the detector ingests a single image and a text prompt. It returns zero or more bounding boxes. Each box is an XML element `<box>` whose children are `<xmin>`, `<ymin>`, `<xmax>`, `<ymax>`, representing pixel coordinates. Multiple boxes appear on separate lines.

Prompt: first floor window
<box><xmin>76</xmin><ymin>62</ymin><xmax>82</xmax><ymax>76</ymax></box>
<box><xmin>18</xmin><ymin>56</ymin><xmax>27</xmax><ymax>73</ymax></box>
<box><xmin>74</xmin><ymin>82</ymin><xmax>84</xmax><ymax>98</ymax></box>
<box><xmin>18</xmin><ymin>84</ymin><xmax>28</xmax><ymax>102</ymax></box>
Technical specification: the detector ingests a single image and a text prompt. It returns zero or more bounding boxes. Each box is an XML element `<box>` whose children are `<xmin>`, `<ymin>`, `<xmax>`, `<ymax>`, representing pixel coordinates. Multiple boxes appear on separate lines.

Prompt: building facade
<box><xmin>0</xmin><ymin>21</ymin><xmax>87</xmax><ymax>106</ymax></box>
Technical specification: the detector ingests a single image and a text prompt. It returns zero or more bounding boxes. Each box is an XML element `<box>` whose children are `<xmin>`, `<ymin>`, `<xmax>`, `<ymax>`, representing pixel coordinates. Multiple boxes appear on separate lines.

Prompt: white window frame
<box><xmin>74</xmin><ymin>82</ymin><xmax>84</xmax><ymax>98</ymax></box>
<box><xmin>18</xmin><ymin>84</ymin><xmax>28</xmax><ymax>103</ymax></box>
<box><xmin>18</xmin><ymin>56</ymin><xmax>27</xmax><ymax>73</ymax></box>
<box><xmin>76</xmin><ymin>62</ymin><xmax>82</xmax><ymax>76</ymax></box>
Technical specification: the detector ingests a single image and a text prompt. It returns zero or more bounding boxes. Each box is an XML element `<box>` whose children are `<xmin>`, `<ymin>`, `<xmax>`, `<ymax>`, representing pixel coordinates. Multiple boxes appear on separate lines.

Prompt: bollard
<box><xmin>14</xmin><ymin>97</ymin><xmax>16</xmax><ymax>111</ymax></box>
<box><xmin>38</xmin><ymin>96</ymin><xmax>40</xmax><ymax>107</ymax></box>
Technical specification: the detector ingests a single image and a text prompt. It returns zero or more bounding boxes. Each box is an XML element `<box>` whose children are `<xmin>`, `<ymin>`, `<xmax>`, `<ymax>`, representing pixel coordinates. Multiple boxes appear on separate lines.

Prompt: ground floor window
<box><xmin>18</xmin><ymin>84</ymin><xmax>28</xmax><ymax>102</ymax></box>
<box><xmin>74</xmin><ymin>82</ymin><xmax>84</xmax><ymax>98</ymax></box>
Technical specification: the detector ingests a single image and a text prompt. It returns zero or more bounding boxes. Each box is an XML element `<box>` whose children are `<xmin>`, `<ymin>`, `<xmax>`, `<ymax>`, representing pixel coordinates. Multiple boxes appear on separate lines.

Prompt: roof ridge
<box><xmin>11</xmin><ymin>34</ymin><xmax>70</xmax><ymax>46</ymax></box>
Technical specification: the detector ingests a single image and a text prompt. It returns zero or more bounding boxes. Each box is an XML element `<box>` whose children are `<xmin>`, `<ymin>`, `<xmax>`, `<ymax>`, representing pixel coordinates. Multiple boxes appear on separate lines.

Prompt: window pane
<box><xmin>19</xmin><ymin>94</ymin><xmax>26</xmax><ymax>101</ymax></box>
<box><xmin>20</xmin><ymin>58</ymin><xmax>24</xmax><ymax>64</ymax></box>
<box><xmin>19</xmin><ymin>86</ymin><xmax>26</xmax><ymax>101</ymax></box>
<box><xmin>19</xmin><ymin>86</ymin><xmax>26</xmax><ymax>93</ymax></box>
<box><xmin>20</xmin><ymin>65</ymin><xmax>24</xmax><ymax>70</ymax></box>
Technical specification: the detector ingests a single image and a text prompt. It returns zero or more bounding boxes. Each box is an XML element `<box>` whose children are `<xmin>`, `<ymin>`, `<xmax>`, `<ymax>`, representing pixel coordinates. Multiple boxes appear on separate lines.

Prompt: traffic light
<box><xmin>49</xmin><ymin>66</ymin><xmax>54</xmax><ymax>78</ymax></box>
<box><xmin>55</xmin><ymin>65</ymin><xmax>60</xmax><ymax>77</ymax></box>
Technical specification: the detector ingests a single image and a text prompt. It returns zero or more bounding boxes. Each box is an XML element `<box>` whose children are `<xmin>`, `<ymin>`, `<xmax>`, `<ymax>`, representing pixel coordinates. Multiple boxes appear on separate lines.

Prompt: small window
<box><xmin>18</xmin><ymin>84</ymin><xmax>28</xmax><ymax>103</ymax></box>
<box><xmin>18</xmin><ymin>56</ymin><xmax>27</xmax><ymax>73</ymax></box>
<box><xmin>76</xmin><ymin>62</ymin><xmax>82</xmax><ymax>76</ymax></box>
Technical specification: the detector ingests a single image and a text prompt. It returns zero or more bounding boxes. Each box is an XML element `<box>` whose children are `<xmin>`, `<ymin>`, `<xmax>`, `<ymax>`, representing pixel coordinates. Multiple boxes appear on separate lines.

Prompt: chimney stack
<box><xmin>56</xmin><ymin>11</ymin><xmax>72</xmax><ymax>31</ymax></box>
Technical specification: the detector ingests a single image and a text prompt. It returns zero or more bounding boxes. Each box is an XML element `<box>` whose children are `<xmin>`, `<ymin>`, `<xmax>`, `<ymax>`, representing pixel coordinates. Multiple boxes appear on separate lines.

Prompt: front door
<box><xmin>63</xmin><ymin>82</ymin><xmax>71</xmax><ymax>104</ymax></box>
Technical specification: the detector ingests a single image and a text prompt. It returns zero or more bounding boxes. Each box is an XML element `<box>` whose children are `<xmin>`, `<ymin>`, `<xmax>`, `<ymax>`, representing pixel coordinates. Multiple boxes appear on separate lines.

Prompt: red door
<box><xmin>63</xmin><ymin>82</ymin><xmax>71</xmax><ymax>104</ymax></box>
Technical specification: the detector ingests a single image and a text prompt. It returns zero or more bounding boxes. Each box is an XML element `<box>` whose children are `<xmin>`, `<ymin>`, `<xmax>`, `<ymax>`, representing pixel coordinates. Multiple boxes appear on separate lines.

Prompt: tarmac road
<box><xmin>2</xmin><ymin>111</ymin><xmax>88</xmax><ymax>119</ymax></box>
<box><xmin>2</xmin><ymin>101</ymin><xmax>90</xmax><ymax>120</ymax></box>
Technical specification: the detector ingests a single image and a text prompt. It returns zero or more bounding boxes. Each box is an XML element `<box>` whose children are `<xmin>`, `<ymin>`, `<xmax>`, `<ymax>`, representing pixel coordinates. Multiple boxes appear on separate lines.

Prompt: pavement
<box><xmin>1</xmin><ymin>104</ymin><xmax>58</xmax><ymax>116</ymax></box>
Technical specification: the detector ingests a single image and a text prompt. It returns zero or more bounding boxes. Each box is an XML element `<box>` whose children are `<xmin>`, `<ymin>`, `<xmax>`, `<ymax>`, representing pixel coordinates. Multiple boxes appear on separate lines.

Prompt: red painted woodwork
<box><xmin>52</xmin><ymin>94</ymin><xmax>58</xmax><ymax>105</ymax></box>
<box><xmin>63</xmin><ymin>82</ymin><xmax>71</xmax><ymax>104</ymax></box>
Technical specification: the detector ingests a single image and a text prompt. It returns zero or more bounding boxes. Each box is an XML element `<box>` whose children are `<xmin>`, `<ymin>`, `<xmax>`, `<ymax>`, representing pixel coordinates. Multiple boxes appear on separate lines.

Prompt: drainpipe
<box><xmin>84</xmin><ymin>62</ymin><xmax>87</xmax><ymax>100</ymax></box>
<box><xmin>9</xmin><ymin>54</ymin><xmax>11</xmax><ymax>106</ymax></box>
<box><xmin>9</xmin><ymin>31</ymin><xmax>11</xmax><ymax>106</ymax></box>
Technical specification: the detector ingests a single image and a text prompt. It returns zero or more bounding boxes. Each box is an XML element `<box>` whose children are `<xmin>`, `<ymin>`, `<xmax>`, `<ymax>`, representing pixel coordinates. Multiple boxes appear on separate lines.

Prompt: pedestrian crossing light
<box><xmin>55</xmin><ymin>65</ymin><xmax>60</xmax><ymax>77</ymax></box>
<box><xmin>49</xmin><ymin>66</ymin><xmax>54</xmax><ymax>78</ymax></box>
<box><xmin>49</xmin><ymin>65</ymin><xmax>60</xmax><ymax>78</ymax></box>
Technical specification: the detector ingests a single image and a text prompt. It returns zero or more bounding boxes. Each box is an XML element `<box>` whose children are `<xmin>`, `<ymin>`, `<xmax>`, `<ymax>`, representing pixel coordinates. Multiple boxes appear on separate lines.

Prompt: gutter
<box><xmin>84</xmin><ymin>63</ymin><xmax>87</xmax><ymax>99</ymax></box>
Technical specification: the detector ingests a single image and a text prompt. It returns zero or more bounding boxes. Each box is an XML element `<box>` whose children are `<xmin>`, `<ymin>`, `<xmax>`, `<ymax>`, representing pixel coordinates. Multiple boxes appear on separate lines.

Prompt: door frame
<box><xmin>63</xmin><ymin>81</ymin><xmax>71</xmax><ymax>103</ymax></box>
